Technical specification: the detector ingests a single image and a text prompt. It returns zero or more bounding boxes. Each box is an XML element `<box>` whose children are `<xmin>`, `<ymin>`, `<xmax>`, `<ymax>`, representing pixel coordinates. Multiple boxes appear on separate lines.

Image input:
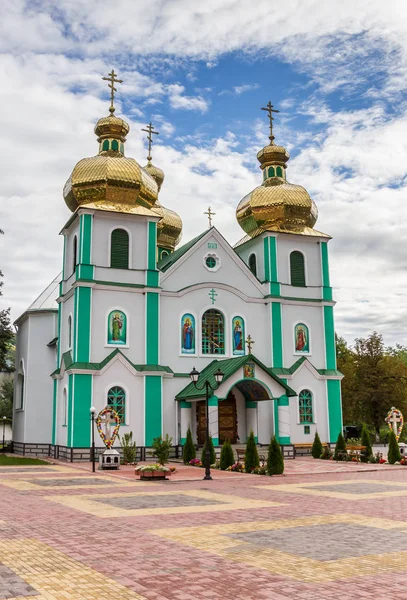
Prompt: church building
<box><xmin>13</xmin><ymin>73</ymin><xmax>343</xmax><ymax>458</ymax></box>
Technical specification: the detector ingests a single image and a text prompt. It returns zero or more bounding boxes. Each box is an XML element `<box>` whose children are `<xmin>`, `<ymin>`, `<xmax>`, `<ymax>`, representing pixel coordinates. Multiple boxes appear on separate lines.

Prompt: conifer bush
<box><xmin>311</xmin><ymin>431</ymin><xmax>323</xmax><ymax>458</ymax></box>
<box><xmin>244</xmin><ymin>430</ymin><xmax>260</xmax><ymax>472</ymax></box>
<box><xmin>183</xmin><ymin>427</ymin><xmax>196</xmax><ymax>464</ymax></box>
<box><xmin>333</xmin><ymin>432</ymin><xmax>347</xmax><ymax>461</ymax></box>
<box><xmin>360</xmin><ymin>424</ymin><xmax>373</xmax><ymax>462</ymax></box>
<box><xmin>201</xmin><ymin>435</ymin><xmax>216</xmax><ymax>465</ymax></box>
<box><xmin>267</xmin><ymin>436</ymin><xmax>284</xmax><ymax>475</ymax></box>
<box><xmin>220</xmin><ymin>439</ymin><xmax>235</xmax><ymax>470</ymax></box>
<box><xmin>387</xmin><ymin>430</ymin><xmax>401</xmax><ymax>464</ymax></box>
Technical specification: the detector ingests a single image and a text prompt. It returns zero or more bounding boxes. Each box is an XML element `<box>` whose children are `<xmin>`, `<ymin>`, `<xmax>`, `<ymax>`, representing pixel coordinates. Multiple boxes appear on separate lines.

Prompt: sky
<box><xmin>0</xmin><ymin>0</ymin><xmax>406</xmax><ymax>347</ymax></box>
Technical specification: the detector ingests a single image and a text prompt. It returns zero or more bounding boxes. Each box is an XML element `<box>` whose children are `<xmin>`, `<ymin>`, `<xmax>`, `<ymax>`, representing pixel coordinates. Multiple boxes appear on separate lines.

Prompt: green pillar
<box><xmin>145</xmin><ymin>376</ymin><xmax>162</xmax><ymax>445</ymax></box>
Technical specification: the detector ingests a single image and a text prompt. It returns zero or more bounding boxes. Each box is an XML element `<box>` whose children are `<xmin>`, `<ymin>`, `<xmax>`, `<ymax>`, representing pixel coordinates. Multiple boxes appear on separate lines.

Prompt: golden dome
<box><xmin>152</xmin><ymin>200</ymin><xmax>183</xmax><ymax>250</ymax></box>
<box><xmin>144</xmin><ymin>161</ymin><xmax>165</xmax><ymax>192</ymax></box>
<box><xmin>94</xmin><ymin>115</ymin><xmax>129</xmax><ymax>141</ymax></box>
<box><xmin>257</xmin><ymin>144</ymin><xmax>290</xmax><ymax>167</ymax></box>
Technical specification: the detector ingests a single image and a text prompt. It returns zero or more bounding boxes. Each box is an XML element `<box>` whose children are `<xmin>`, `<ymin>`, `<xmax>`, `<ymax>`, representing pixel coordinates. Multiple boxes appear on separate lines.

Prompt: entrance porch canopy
<box><xmin>175</xmin><ymin>354</ymin><xmax>296</xmax><ymax>402</ymax></box>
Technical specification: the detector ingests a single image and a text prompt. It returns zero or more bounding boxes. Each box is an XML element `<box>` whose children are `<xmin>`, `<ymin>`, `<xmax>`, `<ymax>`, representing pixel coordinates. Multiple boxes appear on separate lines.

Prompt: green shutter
<box><xmin>276</xmin><ymin>166</ymin><xmax>283</xmax><ymax>177</ymax></box>
<box><xmin>111</xmin><ymin>229</ymin><xmax>129</xmax><ymax>269</ymax></box>
<box><xmin>290</xmin><ymin>251</ymin><xmax>305</xmax><ymax>286</ymax></box>
<box><xmin>111</xmin><ymin>139</ymin><xmax>119</xmax><ymax>151</ymax></box>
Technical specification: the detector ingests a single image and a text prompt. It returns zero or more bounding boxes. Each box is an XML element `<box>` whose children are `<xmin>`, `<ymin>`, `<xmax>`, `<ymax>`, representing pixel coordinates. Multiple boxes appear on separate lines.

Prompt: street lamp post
<box><xmin>2</xmin><ymin>416</ymin><xmax>6</xmax><ymax>452</ymax></box>
<box><xmin>189</xmin><ymin>367</ymin><xmax>224</xmax><ymax>480</ymax></box>
<box><xmin>90</xmin><ymin>406</ymin><xmax>96</xmax><ymax>472</ymax></box>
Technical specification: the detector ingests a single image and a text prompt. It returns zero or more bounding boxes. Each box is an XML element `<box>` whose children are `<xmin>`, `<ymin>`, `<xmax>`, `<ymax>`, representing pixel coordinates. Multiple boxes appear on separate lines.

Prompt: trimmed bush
<box><xmin>220</xmin><ymin>439</ymin><xmax>235</xmax><ymax>470</ymax></box>
<box><xmin>245</xmin><ymin>430</ymin><xmax>260</xmax><ymax>472</ymax></box>
<box><xmin>267</xmin><ymin>436</ymin><xmax>284</xmax><ymax>475</ymax></box>
<box><xmin>183</xmin><ymin>427</ymin><xmax>196</xmax><ymax>464</ymax></box>
<box><xmin>387</xmin><ymin>430</ymin><xmax>401</xmax><ymax>464</ymax></box>
<box><xmin>201</xmin><ymin>435</ymin><xmax>216</xmax><ymax>465</ymax></box>
<box><xmin>119</xmin><ymin>431</ymin><xmax>137</xmax><ymax>464</ymax></box>
<box><xmin>333</xmin><ymin>432</ymin><xmax>347</xmax><ymax>461</ymax></box>
<box><xmin>151</xmin><ymin>434</ymin><xmax>173</xmax><ymax>465</ymax></box>
<box><xmin>360</xmin><ymin>424</ymin><xmax>373</xmax><ymax>463</ymax></box>
<box><xmin>311</xmin><ymin>431</ymin><xmax>323</xmax><ymax>459</ymax></box>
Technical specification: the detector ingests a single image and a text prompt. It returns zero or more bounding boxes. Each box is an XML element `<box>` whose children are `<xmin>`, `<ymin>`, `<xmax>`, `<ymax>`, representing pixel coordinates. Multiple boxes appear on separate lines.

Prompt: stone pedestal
<box><xmin>99</xmin><ymin>449</ymin><xmax>120</xmax><ymax>470</ymax></box>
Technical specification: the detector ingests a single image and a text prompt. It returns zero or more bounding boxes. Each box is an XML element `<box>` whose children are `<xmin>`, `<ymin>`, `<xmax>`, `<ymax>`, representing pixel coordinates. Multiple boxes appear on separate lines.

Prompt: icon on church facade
<box><xmin>107</xmin><ymin>310</ymin><xmax>127</xmax><ymax>345</ymax></box>
<box><xmin>294</xmin><ymin>323</ymin><xmax>309</xmax><ymax>353</ymax></box>
<box><xmin>232</xmin><ymin>316</ymin><xmax>245</xmax><ymax>355</ymax></box>
<box><xmin>181</xmin><ymin>313</ymin><xmax>195</xmax><ymax>354</ymax></box>
<box><xmin>243</xmin><ymin>362</ymin><xmax>255</xmax><ymax>378</ymax></box>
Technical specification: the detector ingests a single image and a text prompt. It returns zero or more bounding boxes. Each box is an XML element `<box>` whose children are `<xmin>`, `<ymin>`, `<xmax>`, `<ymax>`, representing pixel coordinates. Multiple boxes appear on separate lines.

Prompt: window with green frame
<box><xmin>268</xmin><ymin>166</ymin><xmax>275</xmax><ymax>178</ymax></box>
<box><xmin>299</xmin><ymin>389</ymin><xmax>313</xmax><ymax>423</ymax></box>
<box><xmin>107</xmin><ymin>386</ymin><xmax>126</xmax><ymax>424</ymax></box>
<box><xmin>276</xmin><ymin>166</ymin><xmax>283</xmax><ymax>177</ymax></box>
<box><xmin>202</xmin><ymin>309</ymin><xmax>225</xmax><ymax>355</ymax></box>
<box><xmin>110</xmin><ymin>228</ymin><xmax>129</xmax><ymax>269</ymax></box>
<box><xmin>290</xmin><ymin>251</ymin><xmax>306</xmax><ymax>286</ymax></box>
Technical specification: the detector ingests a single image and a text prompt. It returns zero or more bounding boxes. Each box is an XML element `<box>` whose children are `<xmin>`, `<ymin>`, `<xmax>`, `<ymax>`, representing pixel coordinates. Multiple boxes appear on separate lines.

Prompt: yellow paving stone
<box><xmin>150</xmin><ymin>513</ymin><xmax>407</xmax><ymax>582</ymax></box>
<box><xmin>0</xmin><ymin>466</ymin><xmax>82</xmax><ymax>476</ymax></box>
<box><xmin>0</xmin><ymin>539</ymin><xmax>147</xmax><ymax>600</ymax></box>
<box><xmin>255</xmin><ymin>478</ymin><xmax>407</xmax><ymax>499</ymax></box>
<box><xmin>0</xmin><ymin>475</ymin><xmax>139</xmax><ymax>491</ymax></box>
<box><xmin>44</xmin><ymin>489</ymin><xmax>284</xmax><ymax>518</ymax></box>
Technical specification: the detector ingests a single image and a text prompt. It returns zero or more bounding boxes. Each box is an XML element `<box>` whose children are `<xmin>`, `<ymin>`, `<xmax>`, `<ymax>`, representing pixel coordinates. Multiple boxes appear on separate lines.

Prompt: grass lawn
<box><xmin>0</xmin><ymin>455</ymin><xmax>50</xmax><ymax>466</ymax></box>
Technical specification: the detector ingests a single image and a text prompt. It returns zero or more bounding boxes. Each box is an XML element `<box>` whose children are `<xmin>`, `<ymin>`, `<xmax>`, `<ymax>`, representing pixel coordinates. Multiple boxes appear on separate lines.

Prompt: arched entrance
<box><xmin>218</xmin><ymin>392</ymin><xmax>238</xmax><ymax>444</ymax></box>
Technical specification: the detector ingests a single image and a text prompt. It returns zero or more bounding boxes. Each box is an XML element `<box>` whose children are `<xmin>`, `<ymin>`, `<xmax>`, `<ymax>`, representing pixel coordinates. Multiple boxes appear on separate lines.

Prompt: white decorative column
<box><xmin>208</xmin><ymin>396</ymin><xmax>219</xmax><ymax>445</ymax></box>
<box><xmin>245</xmin><ymin>401</ymin><xmax>258</xmax><ymax>442</ymax></box>
<box><xmin>277</xmin><ymin>398</ymin><xmax>291</xmax><ymax>444</ymax></box>
<box><xmin>179</xmin><ymin>401</ymin><xmax>192</xmax><ymax>444</ymax></box>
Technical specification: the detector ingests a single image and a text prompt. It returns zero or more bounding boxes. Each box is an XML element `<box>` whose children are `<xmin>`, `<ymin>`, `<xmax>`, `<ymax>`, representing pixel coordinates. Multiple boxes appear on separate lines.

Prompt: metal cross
<box><xmin>245</xmin><ymin>334</ymin><xmax>255</xmax><ymax>354</ymax></box>
<box><xmin>102</xmin><ymin>69</ymin><xmax>123</xmax><ymax>115</ymax></box>
<box><xmin>208</xmin><ymin>288</ymin><xmax>218</xmax><ymax>304</ymax></box>
<box><xmin>204</xmin><ymin>206</ymin><xmax>216</xmax><ymax>227</ymax></box>
<box><xmin>261</xmin><ymin>101</ymin><xmax>280</xmax><ymax>143</ymax></box>
<box><xmin>141</xmin><ymin>122</ymin><xmax>159</xmax><ymax>162</ymax></box>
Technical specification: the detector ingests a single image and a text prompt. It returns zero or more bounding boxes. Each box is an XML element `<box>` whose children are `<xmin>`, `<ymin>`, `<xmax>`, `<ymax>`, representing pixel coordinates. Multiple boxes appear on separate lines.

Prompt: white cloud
<box><xmin>167</xmin><ymin>84</ymin><xmax>209</xmax><ymax>112</ymax></box>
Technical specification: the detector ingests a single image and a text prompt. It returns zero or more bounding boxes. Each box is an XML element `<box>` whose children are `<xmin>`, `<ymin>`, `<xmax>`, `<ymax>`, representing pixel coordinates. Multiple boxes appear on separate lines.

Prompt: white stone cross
<box><xmin>99</xmin><ymin>409</ymin><xmax>114</xmax><ymax>445</ymax></box>
<box><xmin>388</xmin><ymin>407</ymin><xmax>401</xmax><ymax>436</ymax></box>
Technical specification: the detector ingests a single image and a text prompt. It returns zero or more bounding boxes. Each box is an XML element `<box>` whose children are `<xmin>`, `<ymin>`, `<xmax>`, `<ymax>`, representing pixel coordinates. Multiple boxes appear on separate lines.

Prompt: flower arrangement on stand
<box><xmin>135</xmin><ymin>464</ymin><xmax>171</xmax><ymax>480</ymax></box>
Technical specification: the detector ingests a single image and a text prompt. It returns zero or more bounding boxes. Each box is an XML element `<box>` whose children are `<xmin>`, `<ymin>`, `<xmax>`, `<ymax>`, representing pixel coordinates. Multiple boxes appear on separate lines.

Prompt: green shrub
<box><xmin>387</xmin><ymin>430</ymin><xmax>401</xmax><ymax>464</ymax></box>
<box><xmin>311</xmin><ymin>431</ymin><xmax>323</xmax><ymax>459</ymax></box>
<box><xmin>119</xmin><ymin>431</ymin><xmax>137</xmax><ymax>464</ymax></box>
<box><xmin>267</xmin><ymin>436</ymin><xmax>284</xmax><ymax>475</ymax></box>
<box><xmin>321</xmin><ymin>446</ymin><xmax>333</xmax><ymax>460</ymax></box>
<box><xmin>201</xmin><ymin>435</ymin><xmax>216</xmax><ymax>465</ymax></box>
<box><xmin>183</xmin><ymin>427</ymin><xmax>196</xmax><ymax>464</ymax></box>
<box><xmin>245</xmin><ymin>430</ymin><xmax>260</xmax><ymax>472</ymax></box>
<box><xmin>333</xmin><ymin>432</ymin><xmax>347</xmax><ymax>461</ymax></box>
<box><xmin>220</xmin><ymin>439</ymin><xmax>235</xmax><ymax>470</ymax></box>
<box><xmin>379</xmin><ymin>427</ymin><xmax>390</xmax><ymax>444</ymax></box>
<box><xmin>360</xmin><ymin>424</ymin><xmax>373</xmax><ymax>462</ymax></box>
<box><xmin>151</xmin><ymin>434</ymin><xmax>173</xmax><ymax>465</ymax></box>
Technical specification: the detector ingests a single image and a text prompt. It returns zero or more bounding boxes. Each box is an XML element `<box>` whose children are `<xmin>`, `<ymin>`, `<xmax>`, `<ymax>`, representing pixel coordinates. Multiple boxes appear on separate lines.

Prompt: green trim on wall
<box><xmin>277</xmin><ymin>396</ymin><xmax>289</xmax><ymax>406</ymax></box>
<box><xmin>76</xmin><ymin>264</ymin><xmax>94</xmax><ymax>280</ymax></box>
<box><xmin>273</xmin><ymin>400</ymin><xmax>279</xmax><ymax>440</ymax></box>
<box><xmin>180</xmin><ymin>401</ymin><xmax>192</xmax><ymax>408</ymax></box>
<box><xmin>146</xmin><ymin>292</ymin><xmax>159</xmax><ymax>364</ymax></box>
<box><xmin>146</xmin><ymin>270</ymin><xmax>159</xmax><ymax>287</ymax></box>
<box><xmin>327</xmin><ymin>379</ymin><xmax>342</xmax><ymax>443</ymax></box>
<box><xmin>145</xmin><ymin>376</ymin><xmax>162</xmax><ymax>445</ymax></box>
<box><xmin>52</xmin><ymin>379</ymin><xmax>57</xmax><ymax>445</ymax></box>
<box><xmin>279</xmin><ymin>436</ymin><xmax>291</xmax><ymax>445</ymax></box>
<box><xmin>147</xmin><ymin>221</ymin><xmax>157</xmax><ymax>271</ymax></box>
<box><xmin>245</xmin><ymin>400</ymin><xmax>257</xmax><ymax>409</ymax></box>
<box><xmin>324</xmin><ymin>305</ymin><xmax>337</xmax><ymax>370</ymax></box>
<box><xmin>79</xmin><ymin>213</ymin><xmax>92</xmax><ymax>265</ymax></box>
<box><xmin>74</xmin><ymin>286</ymin><xmax>92</xmax><ymax>363</ymax></box>
<box><xmin>62</xmin><ymin>235</ymin><xmax>67</xmax><ymax>281</ymax></box>
<box><xmin>212</xmin><ymin>438</ymin><xmax>219</xmax><ymax>446</ymax></box>
<box><xmin>180</xmin><ymin>437</ymin><xmax>186</xmax><ymax>445</ymax></box>
<box><xmin>263</xmin><ymin>237</ymin><xmax>270</xmax><ymax>281</ymax></box>
<box><xmin>268</xmin><ymin>236</ymin><xmax>280</xmax><ymax>296</ymax></box>
<box><xmin>208</xmin><ymin>395</ymin><xmax>218</xmax><ymax>407</ymax></box>
<box><xmin>271</xmin><ymin>302</ymin><xmax>283</xmax><ymax>368</ymax></box>
<box><xmin>67</xmin><ymin>374</ymin><xmax>73</xmax><ymax>447</ymax></box>
<box><xmin>321</xmin><ymin>242</ymin><xmax>330</xmax><ymax>287</ymax></box>
<box><xmin>72</xmin><ymin>373</ymin><xmax>92</xmax><ymax>447</ymax></box>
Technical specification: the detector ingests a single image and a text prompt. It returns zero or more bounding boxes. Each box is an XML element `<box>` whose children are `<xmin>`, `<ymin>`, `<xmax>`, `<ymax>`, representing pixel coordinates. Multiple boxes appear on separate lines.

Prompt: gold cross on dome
<box><xmin>204</xmin><ymin>206</ymin><xmax>216</xmax><ymax>227</ymax></box>
<box><xmin>141</xmin><ymin>122</ymin><xmax>159</xmax><ymax>162</ymax></box>
<box><xmin>245</xmin><ymin>335</ymin><xmax>255</xmax><ymax>354</ymax></box>
<box><xmin>261</xmin><ymin>100</ymin><xmax>280</xmax><ymax>143</ymax></box>
<box><xmin>102</xmin><ymin>69</ymin><xmax>123</xmax><ymax>115</ymax></box>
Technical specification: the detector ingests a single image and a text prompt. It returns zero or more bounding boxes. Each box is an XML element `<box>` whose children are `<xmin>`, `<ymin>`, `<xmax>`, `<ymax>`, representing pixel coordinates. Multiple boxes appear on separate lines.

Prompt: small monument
<box><xmin>96</xmin><ymin>407</ymin><xmax>121</xmax><ymax>470</ymax></box>
<box><xmin>385</xmin><ymin>407</ymin><xmax>404</xmax><ymax>442</ymax></box>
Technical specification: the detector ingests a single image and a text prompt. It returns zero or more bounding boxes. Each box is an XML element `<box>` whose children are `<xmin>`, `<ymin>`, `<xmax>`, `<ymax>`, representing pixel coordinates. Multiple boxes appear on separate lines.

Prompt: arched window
<box><xmin>110</xmin><ymin>229</ymin><xmax>129</xmax><ymax>269</ymax></box>
<box><xmin>248</xmin><ymin>253</ymin><xmax>257</xmax><ymax>277</ymax></box>
<box><xmin>268</xmin><ymin>166</ymin><xmax>275</xmax><ymax>178</ymax></box>
<box><xmin>202</xmin><ymin>309</ymin><xmax>225</xmax><ymax>355</ymax></box>
<box><xmin>63</xmin><ymin>388</ymin><xmax>68</xmax><ymax>426</ymax></box>
<box><xmin>107</xmin><ymin>310</ymin><xmax>127</xmax><ymax>345</ymax></box>
<box><xmin>72</xmin><ymin>235</ymin><xmax>77</xmax><ymax>273</ymax></box>
<box><xmin>102</xmin><ymin>139</ymin><xmax>110</xmax><ymax>151</ymax></box>
<box><xmin>107</xmin><ymin>386</ymin><xmax>126</xmax><ymax>424</ymax></box>
<box><xmin>111</xmin><ymin>139</ymin><xmax>119</xmax><ymax>152</ymax></box>
<box><xmin>299</xmin><ymin>389</ymin><xmax>313</xmax><ymax>423</ymax></box>
<box><xmin>68</xmin><ymin>316</ymin><xmax>72</xmax><ymax>349</ymax></box>
<box><xmin>290</xmin><ymin>251</ymin><xmax>306</xmax><ymax>287</ymax></box>
<box><xmin>294</xmin><ymin>323</ymin><xmax>309</xmax><ymax>353</ymax></box>
<box><xmin>16</xmin><ymin>361</ymin><xmax>24</xmax><ymax>410</ymax></box>
<box><xmin>232</xmin><ymin>316</ymin><xmax>245</xmax><ymax>355</ymax></box>
<box><xmin>161</xmin><ymin>250</ymin><xmax>169</xmax><ymax>259</ymax></box>
<box><xmin>276</xmin><ymin>166</ymin><xmax>283</xmax><ymax>177</ymax></box>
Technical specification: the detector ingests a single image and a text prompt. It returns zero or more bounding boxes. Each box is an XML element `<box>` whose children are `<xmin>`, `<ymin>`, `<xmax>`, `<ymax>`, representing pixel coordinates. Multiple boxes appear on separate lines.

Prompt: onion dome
<box><xmin>236</xmin><ymin>101</ymin><xmax>318</xmax><ymax>236</ymax></box>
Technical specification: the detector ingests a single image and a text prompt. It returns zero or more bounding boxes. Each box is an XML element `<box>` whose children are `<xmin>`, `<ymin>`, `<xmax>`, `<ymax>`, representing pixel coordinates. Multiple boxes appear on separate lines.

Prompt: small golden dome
<box><xmin>152</xmin><ymin>200</ymin><xmax>183</xmax><ymax>250</ymax></box>
<box><xmin>257</xmin><ymin>144</ymin><xmax>290</xmax><ymax>167</ymax></box>
<box><xmin>94</xmin><ymin>115</ymin><xmax>130</xmax><ymax>141</ymax></box>
<box><xmin>144</xmin><ymin>162</ymin><xmax>165</xmax><ymax>192</ymax></box>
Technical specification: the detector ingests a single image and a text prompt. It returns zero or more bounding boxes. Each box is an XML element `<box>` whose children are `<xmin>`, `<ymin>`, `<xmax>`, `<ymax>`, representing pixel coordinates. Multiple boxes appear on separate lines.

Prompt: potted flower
<box><xmin>135</xmin><ymin>434</ymin><xmax>174</xmax><ymax>480</ymax></box>
<box><xmin>135</xmin><ymin>464</ymin><xmax>172</xmax><ymax>480</ymax></box>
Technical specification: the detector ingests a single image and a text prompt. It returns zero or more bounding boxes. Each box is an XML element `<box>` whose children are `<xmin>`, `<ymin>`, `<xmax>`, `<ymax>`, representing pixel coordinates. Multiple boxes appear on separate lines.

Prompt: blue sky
<box><xmin>0</xmin><ymin>0</ymin><xmax>406</xmax><ymax>346</ymax></box>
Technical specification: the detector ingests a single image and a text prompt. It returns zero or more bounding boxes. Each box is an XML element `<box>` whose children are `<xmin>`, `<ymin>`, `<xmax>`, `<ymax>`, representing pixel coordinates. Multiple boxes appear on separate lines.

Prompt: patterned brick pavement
<box><xmin>2</xmin><ymin>461</ymin><xmax>407</xmax><ymax>598</ymax></box>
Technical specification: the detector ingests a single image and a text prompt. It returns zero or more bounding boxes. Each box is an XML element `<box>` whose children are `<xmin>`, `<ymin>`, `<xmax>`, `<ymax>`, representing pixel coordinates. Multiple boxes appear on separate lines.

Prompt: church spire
<box><xmin>102</xmin><ymin>69</ymin><xmax>123</xmax><ymax>116</ymax></box>
<box><xmin>261</xmin><ymin>101</ymin><xmax>280</xmax><ymax>144</ymax></box>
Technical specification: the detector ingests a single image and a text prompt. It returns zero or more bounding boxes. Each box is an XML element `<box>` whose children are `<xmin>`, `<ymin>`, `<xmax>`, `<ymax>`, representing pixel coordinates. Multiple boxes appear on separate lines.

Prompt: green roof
<box><xmin>271</xmin><ymin>356</ymin><xmax>343</xmax><ymax>378</ymax></box>
<box><xmin>158</xmin><ymin>229</ymin><xmax>210</xmax><ymax>272</ymax></box>
<box><xmin>175</xmin><ymin>354</ymin><xmax>296</xmax><ymax>400</ymax></box>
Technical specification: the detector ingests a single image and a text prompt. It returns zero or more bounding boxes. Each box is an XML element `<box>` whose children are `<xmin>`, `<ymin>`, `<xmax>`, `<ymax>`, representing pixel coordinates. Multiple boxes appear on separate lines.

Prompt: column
<box><xmin>145</xmin><ymin>376</ymin><xmax>162</xmax><ymax>446</ymax></box>
<box><xmin>179</xmin><ymin>401</ymin><xmax>192</xmax><ymax>444</ymax></box>
<box><xmin>208</xmin><ymin>396</ymin><xmax>219</xmax><ymax>445</ymax></box>
<box><xmin>245</xmin><ymin>400</ymin><xmax>258</xmax><ymax>443</ymax></box>
<box><xmin>277</xmin><ymin>397</ymin><xmax>291</xmax><ymax>445</ymax></box>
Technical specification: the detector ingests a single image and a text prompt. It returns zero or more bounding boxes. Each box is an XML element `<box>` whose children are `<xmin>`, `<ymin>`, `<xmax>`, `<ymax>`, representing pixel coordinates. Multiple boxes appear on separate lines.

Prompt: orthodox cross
<box><xmin>99</xmin><ymin>409</ymin><xmax>114</xmax><ymax>445</ymax></box>
<box><xmin>245</xmin><ymin>334</ymin><xmax>255</xmax><ymax>354</ymax></box>
<box><xmin>208</xmin><ymin>288</ymin><xmax>218</xmax><ymax>304</ymax></box>
<box><xmin>388</xmin><ymin>408</ymin><xmax>402</xmax><ymax>436</ymax></box>
<box><xmin>102</xmin><ymin>69</ymin><xmax>123</xmax><ymax>115</ymax></box>
<box><xmin>204</xmin><ymin>206</ymin><xmax>216</xmax><ymax>227</ymax></box>
<box><xmin>141</xmin><ymin>122</ymin><xmax>159</xmax><ymax>162</ymax></box>
<box><xmin>261</xmin><ymin>101</ymin><xmax>279</xmax><ymax>143</ymax></box>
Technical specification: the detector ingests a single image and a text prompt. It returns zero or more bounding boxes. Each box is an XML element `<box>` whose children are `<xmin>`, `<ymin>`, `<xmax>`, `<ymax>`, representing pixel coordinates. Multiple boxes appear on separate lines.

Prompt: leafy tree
<box><xmin>333</xmin><ymin>432</ymin><xmax>347</xmax><ymax>461</ymax></box>
<box><xmin>336</xmin><ymin>335</ymin><xmax>357</xmax><ymax>424</ymax></box>
<box><xmin>244</xmin><ymin>430</ymin><xmax>259</xmax><ymax>472</ymax></box>
<box><xmin>267</xmin><ymin>436</ymin><xmax>284</xmax><ymax>475</ymax></box>
<box><xmin>220</xmin><ymin>439</ymin><xmax>235</xmax><ymax>470</ymax></box>
<box><xmin>360</xmin><ymin>424</ymin><xmax>373</xmax><ymax>462</ymax></box>
<box><xmin>119</xmin><ymin>431</ymin><xmax>137</xmax><ymax>464</ymax></box>
<box><xmin>311</xmin><ymin>431</ymin><xmax>323</xmax><ymax>458</ymax></box>
<box><xmin>201</xmin><ymin>435</ymin><xmax>216</xmax><ymax>465</ymax></box>
<box><xmin>0</xmin><ymin>229</ymin><xmax>14</xmax><ymax>372</ymax></box>
<box><xmin>387</xmin><ymin>430</ymin><xmax>401</xmax><ymax>464</ymax></box>
<box><xmin>151</xmin><ymin>434</ymin><xmax>173</xmax><ymax>465</ymax></box>
<box><xmin>183</xmin><ymin>427</ymin><xmax>196</xmax><ymax>464</ymax></box>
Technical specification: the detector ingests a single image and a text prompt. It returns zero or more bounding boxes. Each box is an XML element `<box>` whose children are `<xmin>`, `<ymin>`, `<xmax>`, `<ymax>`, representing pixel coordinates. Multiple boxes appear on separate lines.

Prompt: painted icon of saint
<box><xmin>295</xmin><ymin>324</ymin><xmax>308</xmax><ymax>352</ymax></box>
<box><xmin>183</xmin><ymin>317</ymin><xmax>194</xmax><ymax>351</ymax></box>
<box><xmin>112</xmin><ymin>313</ymin><xmax>123</xmax><ymax>341</ymax></box>
<box><xmin>233</xmin><ymin>320</ymin><xmax>243</xmax><ymax>352</ymax></box>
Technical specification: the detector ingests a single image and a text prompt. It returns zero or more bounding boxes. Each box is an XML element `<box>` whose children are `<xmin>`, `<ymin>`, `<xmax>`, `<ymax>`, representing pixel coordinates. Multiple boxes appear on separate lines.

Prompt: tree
<box><xmin>333</xmin><ymin>432</ymin><xmax>347</xmax><ymax>461</ymax></box>
<box><xmin>119</xmin><ymin>431</ymin><xmax>137</xmax><ymax>464</ymax></box>
<box><xmin>201</xmin><ymin>435</ymin><xmax>216</xmax><ymax>465</ymax></box>
<box><xmin>183</xmin><ymin>427</ymin><xmax>196</xmax><ymax>464</ymax></box>
<box><xmin>267</xmin><ymin>436</ymin><xmax>284</xmax><ymax>475</ymax></box>
<box><xmin>220</xmin><ymin>439</ymin><xmax>235</xmax><ymax>470</ymax></box>
<box><xmin>244</xmin><ymin>430</ymin><xmax>259</xmax><ymax>472</ymax></box>
<box><xmin>151</xmin><ymin>434</ymin><xmax>173</xmax><ymax>464</ymax></box>
<box><xmin>0</xmin><ymin>229</ymin><xmax>14</xmax><ymax>372</ymax></box>
<box><xmin>387</xmin><ymin>430</ymin><xmax>401</xmax><ymax>464</ymax></box>
<box><xmin>336</xmin><ymin>335</ymin><xmax>357</xmax><ymax>424</ymax></box>
<box><xmin>360</xmin><ymin>424</ymin><xmax>373</xmax><ymax>462</ymax></box>
<box><xmin>311</xmin><ymin>431</ymin><xmax>323</xmax><ymax>458</ymax></box>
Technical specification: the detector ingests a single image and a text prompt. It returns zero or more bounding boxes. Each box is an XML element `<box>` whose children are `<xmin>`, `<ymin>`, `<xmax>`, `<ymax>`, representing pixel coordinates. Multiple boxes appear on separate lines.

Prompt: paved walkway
<box><xmin>0</xmin><ymin>457</ymin><xmax>407</xmax><ymax>599</ymax></box>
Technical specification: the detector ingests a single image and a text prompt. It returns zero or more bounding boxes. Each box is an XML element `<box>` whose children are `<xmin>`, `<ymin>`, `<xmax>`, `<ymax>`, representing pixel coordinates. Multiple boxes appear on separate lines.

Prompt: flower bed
<box><xmin>135</xmin><ymin>464</ymin><xmax>172</xmax><ymax>480</ymax></box>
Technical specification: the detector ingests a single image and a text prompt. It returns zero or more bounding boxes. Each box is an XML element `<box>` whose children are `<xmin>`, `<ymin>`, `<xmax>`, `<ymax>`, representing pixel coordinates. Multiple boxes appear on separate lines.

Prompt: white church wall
<box><xmin>163</xmin><ymin>377</ymin><xmax>184</xmax><ymax>442</ymax></box>
<box><xmin>13</xmin><ymin>318</ymin><xmax>29</xmax><ymax>442</ymax></box>
<box><xmin>281</xmin><ymin>303</ymin><xmax>326</xmax><ymax>368</ymax></box>
<box><xmin>60</xmin><ymin>294</ymin><xmax>74</xmax><ymax>356</ymax></box>
<box><xmin>257</xmin><ymin>400</ymin><xmax>274</xmax><ymax>444</ymax></box>
<box><xmin>288</xmin><ymin>368</ymin><xmax>328</xmax><ymax>443</ymax></box>
<box><xmin>232</xmin><ymin>387</ymin><xmax>247</xmax><ymax>443</ymax></box>
<box><xmin>233</xmin><ymin>236</ymin><xmax>266</xmax><ymax>283</ymax></box>
<box><xmin>277</xmin><ymin>235</ymin><xmax>322</xmax><ymax>288</ymax></box>
<box><xmin>56</xmin><ymin>375</ymin><xmax>69</xmax><ymax>446</ymax></box>
<box><xmin>64</xmin><ymin>222</ymin><xmax>80</xmax><ymax>279</ymax></box>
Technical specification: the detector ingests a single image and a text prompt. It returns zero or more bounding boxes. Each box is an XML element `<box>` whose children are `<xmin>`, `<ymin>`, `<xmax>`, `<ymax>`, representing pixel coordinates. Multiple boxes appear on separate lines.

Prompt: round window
<box><xmin>205</xmin><ymin>256</ymin><xmax>216</xmax><ymax>269</ymax></box>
